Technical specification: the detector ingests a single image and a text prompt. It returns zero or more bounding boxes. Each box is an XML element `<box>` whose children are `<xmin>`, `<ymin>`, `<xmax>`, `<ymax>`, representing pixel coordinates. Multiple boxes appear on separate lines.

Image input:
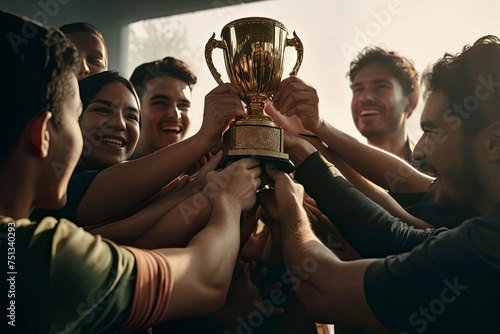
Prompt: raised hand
<box><xmin>259</xmin><ymin>163</ymin><xmax>305</xmax><ymax>222</ymax></box>
<box><xmin>204</xmin><ymin>158</ymin><xmax>261</xmax><ymax>212</ymax></box>
<box><xmin>272</xmin><ymin>77</ymin><xmax>323</xmax><ymax>133</ymax></box>
<box><xmin>264</xmin><ymin>101</ymin><xmax>315</xmax><ymax>136</ymax></box>
<box><xmin>199</xmin><ymin>83</ymin><xmax>246</xmax><ymax>147</ymax></box>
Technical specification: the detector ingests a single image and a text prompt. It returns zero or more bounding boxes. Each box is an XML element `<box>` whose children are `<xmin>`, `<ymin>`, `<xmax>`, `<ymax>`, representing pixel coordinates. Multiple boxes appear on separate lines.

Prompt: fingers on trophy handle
<box><xmin>285</xmin><ymin>31</ymin><xmax>304</xmax><ymax>77</ymax></box>
<box><xmin>205</xmin><ymin>32</ymin><xmax>228</xmax><ymax>86</ymax></box>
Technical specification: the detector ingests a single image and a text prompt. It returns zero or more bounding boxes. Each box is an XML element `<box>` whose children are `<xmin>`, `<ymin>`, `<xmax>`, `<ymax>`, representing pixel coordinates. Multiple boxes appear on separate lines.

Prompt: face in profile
<box><xmin>412</xmin><ymin>91</ymin><xmax>470</xmax><ymax>208</ymax></box>
<box><xmin>45</xmin><ymin>75</ymin><xmax>84</xmax><ymax>208</ymax></box>
<box><xmin>137</xmin><ymin>76</ymin><xmax>191</xmax><ymax>153</ymax></box>
<box><xmin>66</xmin><ymin>32</ymin><xmax>107</xmax><ymax>80</ymax></box>
<box><xmin>350</xmin><ymin>62</ymin><xmax>412</xmax><ymax>139</ymax></box>
<box><xmin>79</xmin><ymin>81</ymin><xmax>140</xmax><ymax>169</ymax></box>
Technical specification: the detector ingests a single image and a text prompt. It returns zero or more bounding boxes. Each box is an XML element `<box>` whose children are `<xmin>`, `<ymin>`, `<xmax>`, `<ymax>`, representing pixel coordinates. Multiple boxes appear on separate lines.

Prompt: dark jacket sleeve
<box><xmin>363</xmin><ymin>212</ymin><xmax>500</xmax><ymax>333</ymax></box>
<box><xmin>294</xmin><ymin>152</ymin><xmax>448</xmax><ymax>258</ymax></box>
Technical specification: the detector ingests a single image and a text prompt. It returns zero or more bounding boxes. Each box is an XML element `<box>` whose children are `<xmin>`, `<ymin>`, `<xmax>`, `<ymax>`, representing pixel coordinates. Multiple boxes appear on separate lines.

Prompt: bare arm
<box><xmin>260</xmin><ymin>164</ymin><xmax>386</xmax><ymax>331</ymax></box>
<box><xmin>308</xmin><ymin>138</ymin><xmax>434</xmax><ymax>229</ymax></box>
<box><xmin>88</xmin><ymin>152</ymin><xmax>224</xmax><ymax>247</ymax></box>
<box><xmin>284</xmin><ymin>132</ymin><xmax>433</xmax><ymax>229</ymax></box>
<box><xmin>155</xmin><ymin>158</ymin><xmax>262</xmax><ymax>321</ymax></box>
<box><xmin>269</xmin><ymin>77</ymin><xmax>434</xmax><ymax>193</ymax></box>
<box><xmin>75</xmin><ymin>84</ymin><xmax>245</xmax><ymax>225</ymax></box>
<box><xmin>312</xmin><ymin>123</ymin><xmax>433</xmax><ymax>193</ymax></box>
<box><xmin>132</xmin><ymin>191</ymin><xmax>213</xmax><ymax>249</ymax></box>
<box><xmin>89</xmin><ymin>190</ymin><xmax>213</xmax><ymax>248</ymax></box>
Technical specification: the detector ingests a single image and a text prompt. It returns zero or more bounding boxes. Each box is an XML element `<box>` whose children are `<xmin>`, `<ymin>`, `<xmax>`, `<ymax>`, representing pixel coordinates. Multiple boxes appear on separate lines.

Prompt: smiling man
<box><xmin>349</xmin><ymin>48</ymin><xmax>419</xmax><ymax>163</ymax></box>
<box><xmin>129</xmin><ymin>57</ymin><xmax>197</xmax><ymax>158</ymax></box>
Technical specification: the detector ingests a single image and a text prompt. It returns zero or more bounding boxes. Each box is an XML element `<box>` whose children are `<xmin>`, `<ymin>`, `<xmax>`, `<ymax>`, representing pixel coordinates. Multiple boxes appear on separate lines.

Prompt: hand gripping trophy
<box><xmin>205</xmin><ymin>17</ymin><xmax>303</xmax><ymax>172</ymax></box>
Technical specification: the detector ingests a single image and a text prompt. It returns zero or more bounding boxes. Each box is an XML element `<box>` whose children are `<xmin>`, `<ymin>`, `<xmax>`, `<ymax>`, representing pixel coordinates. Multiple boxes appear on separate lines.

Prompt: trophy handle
<box><xmin>285</xmin><ymin>31</ymin><xmax>303</xmax><ymax>76</ymax></box>
<box><xmin>205</xmin><ymin>33</ymin><xmax>228</xmax><ymax>85</ymax></box>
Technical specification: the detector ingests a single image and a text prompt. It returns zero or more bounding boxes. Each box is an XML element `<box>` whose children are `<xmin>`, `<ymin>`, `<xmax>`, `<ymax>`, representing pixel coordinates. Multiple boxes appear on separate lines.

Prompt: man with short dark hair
<box><xmin>265</xmin><ymin>36</ymin><xmax>500</xmax><ymax>332</ymax></box>
<box><xmin>129</xmin><ymin>57</ymin><xmax>198</xmax><ymax>157</ymax></box>
<box><xmin>349</xmin><ymin>47</ymin><xmax>419</xmax><ymax>162</ymax></box>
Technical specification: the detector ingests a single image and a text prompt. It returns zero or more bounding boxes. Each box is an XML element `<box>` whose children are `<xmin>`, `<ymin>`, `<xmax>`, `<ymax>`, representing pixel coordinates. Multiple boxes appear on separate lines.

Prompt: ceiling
<box><xmin>0</xmin><ymin>0</ymin><xmax>265</xmax><ymax>69</ymax></box>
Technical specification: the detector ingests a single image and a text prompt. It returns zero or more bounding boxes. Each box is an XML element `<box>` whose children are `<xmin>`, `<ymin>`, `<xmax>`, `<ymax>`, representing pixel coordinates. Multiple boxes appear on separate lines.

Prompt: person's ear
<box><xmin>404</xmin><ymin>91</ymin><xmax>418</xmax><ymax>118</ymax></box>
<box><xmin>30</xmin><ymin>111</ymin><xmax>52</xmax><ymax>158</ymax></box>
<box><xmin>487</xmin><ymin>121</ymin><xmax>500</xmax><ymax>162</ymax></box>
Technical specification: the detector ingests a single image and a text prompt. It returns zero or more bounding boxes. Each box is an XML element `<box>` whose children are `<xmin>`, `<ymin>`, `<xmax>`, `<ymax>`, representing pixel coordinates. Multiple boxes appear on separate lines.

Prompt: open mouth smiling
<box><xmin>359</xmin><ymin>110</ymin><xmax>382</xmax><ymax>116</ymax></box>
<box><xmin>160</xmin><ymin>124</ymin><xmax>183</xmax><ymax>134</ymax></box>
<box><xmin>359</xmin><ymin>106</ymin><xmax>383</xmax><ymax>117</ymax></box>
<box><xmin>99</xmin><ymin>136</ymin><xmax>126</xmax><ymax>147</ymax></box>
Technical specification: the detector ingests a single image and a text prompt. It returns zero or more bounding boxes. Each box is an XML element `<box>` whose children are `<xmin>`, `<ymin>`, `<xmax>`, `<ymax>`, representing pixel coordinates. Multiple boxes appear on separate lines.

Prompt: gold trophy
<box><xmin>205</xmin><ymin>17</ymin><xmax>303</xmax><ymax>173</ymax></box>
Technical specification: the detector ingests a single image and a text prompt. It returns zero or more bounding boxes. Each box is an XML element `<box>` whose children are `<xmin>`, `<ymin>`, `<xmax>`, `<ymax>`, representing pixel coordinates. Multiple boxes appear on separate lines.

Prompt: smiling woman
<box><xmin>77</xmin><ymin>71</ymin><xmax>141</xmax><ymax>172</ymax></box>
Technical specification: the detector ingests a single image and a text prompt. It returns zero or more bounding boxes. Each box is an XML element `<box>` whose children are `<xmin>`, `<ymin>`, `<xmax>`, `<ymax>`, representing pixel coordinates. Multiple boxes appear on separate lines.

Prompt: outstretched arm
<box><xmin>284</xmin><ymin>132</ymin><xmax>434</xmax><ymax>229</ymax></box>
<box><xmin>290</xmin><ymin>145</ymin><xmax>441</xmax><ymax>258</ymax></box>
<box><xmin>75</xmin><ymin>84</ymin><xmax>246</xmax><ymax>225</ymax></box>
<box><xmin>88</xmin><ymin>152</ymin><xmax>224</xmax><ymax>247</ymax></box>
<box><xmin>155</xmin><ymin>157</ymin><xmax>262</xmax><ymax>321</ymax></box>
<box><xmin>260</xmin><ymin>164</ymin><xmax>386</xmax><ymax>330</ymax></box>
<box><xmin>302</xmin><ymin>136</ymin><xmax>433</xmax><ymax>229</ymax></box>
<box><xmin>268</xmin><ymin>77</ymin><xmax>434</xmax><ymax>193</ymax></box>
<box><xmin>37</xmin><ymin>159</ymin><xmax>260</xmax><ymax>332</ymax></box>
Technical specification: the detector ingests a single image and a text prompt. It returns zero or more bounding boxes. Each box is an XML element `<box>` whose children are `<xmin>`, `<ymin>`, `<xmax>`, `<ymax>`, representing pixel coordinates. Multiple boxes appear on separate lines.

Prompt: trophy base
<box><xmin>219</xmin><ymin>115</ymin><xmax>294</xmax><ymax>174</ymax></box>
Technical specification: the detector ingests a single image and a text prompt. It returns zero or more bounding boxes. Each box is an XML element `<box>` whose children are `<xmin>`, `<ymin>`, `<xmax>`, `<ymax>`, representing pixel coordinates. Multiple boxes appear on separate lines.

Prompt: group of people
<box><xmin>0</xmin><ymin>9</ymin><xmax>498</xmax><ymax>334</ymax></box>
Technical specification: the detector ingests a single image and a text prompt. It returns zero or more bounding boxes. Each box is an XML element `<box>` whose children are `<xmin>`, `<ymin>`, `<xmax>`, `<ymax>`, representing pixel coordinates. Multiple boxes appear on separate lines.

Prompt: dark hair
<box><xmin>0</xmin><ymin>11</ymin><xmax>79</xmax><ymax>166</ymax></box>
<box><xmin>59</xmin><ymin>22</ymin><xmax>105</xmax><ymax>45</ymax></box>
<box><xmin>59</xmin><ymin>22</ymin><xmax>107</xmax><ymax>66</ymax></box>
<box><xmin>421</xmin><ymin>35</ymin><xmax>500</xmax><ymax>136</ymax></box>
<box><xmin>348</xmin><ymin>47</ymin><xmax>419</xmax><ymax>98</ymax></box>
<box><xmin>129</xmin><ymin>57</ymin><xmax>197</xmax><ymax>98</ymax></box>
<box><xmin>79</xmin><ymin>71</ymin><xmax>140</xmax><ymax>112</ymax></box>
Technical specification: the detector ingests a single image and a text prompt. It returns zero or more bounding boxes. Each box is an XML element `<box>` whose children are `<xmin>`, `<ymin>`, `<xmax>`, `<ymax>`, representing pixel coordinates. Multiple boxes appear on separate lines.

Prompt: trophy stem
<box><xmin>246</xmin><ymin>101</ymin><xmax>265</xmax><ymax>116</ymax></box>
<box><xmin>244</xmin><ymin>94</ymin><xmax>268</xmax><ymax>116</ymax></box>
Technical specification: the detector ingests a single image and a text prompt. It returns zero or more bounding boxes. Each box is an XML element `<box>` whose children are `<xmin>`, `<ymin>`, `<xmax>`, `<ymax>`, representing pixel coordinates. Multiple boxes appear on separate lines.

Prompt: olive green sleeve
<box><xmin>4</xmin><ymin>217</ymin><xmax>137</xmax><ymax>333</ymax></box>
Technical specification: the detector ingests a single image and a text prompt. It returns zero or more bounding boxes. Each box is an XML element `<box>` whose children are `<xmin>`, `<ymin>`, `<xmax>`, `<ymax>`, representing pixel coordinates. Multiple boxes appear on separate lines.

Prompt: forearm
<box><xmin>180</xmin><ymin>196</ymin><xmax>241</xmax><ymax>297</ymax></box>
<box><xmin>316</xmin><ymin>145</ymin><xmax>433</xmax><ymax>229</ymax></box>
<box><xmin>314</xmin><ymin>122</ymin><xmax>433</xmax><ymax>193</ymax></box>
<box><xmin>188</xmin><ymin>197</ymin><xmax>241</xmax><ymax>286</ymax></box>
<box><xmin>295</xmin><ymin>152</ymin><xmax>439</xmax><ymax>258</ymax></box>
<box><xmin>76</xmin><ymin>133</ymin><xmax>214</xmax><ymax>224</ymax></box>
<box><xmin>280</xmin><ymin>198</ymin><xmax>322</xmax><ymax>269</ymax></box>
<box><xmin>87</xmin><ymin>184</ymin><xmax>204</xmax><ymax>245</ymax></box>
<box><xmin>133</xmin><ymin>192</ymin><xmax>213</xmax><ymax>249</ymax></box>
<box><xmin>153</xmin><ymin>199</ymin><xmax>241</xmax><ymax>320</ymax></box>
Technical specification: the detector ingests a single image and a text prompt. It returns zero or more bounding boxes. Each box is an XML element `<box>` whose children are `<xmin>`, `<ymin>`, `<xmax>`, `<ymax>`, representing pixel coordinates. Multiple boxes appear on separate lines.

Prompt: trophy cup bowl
<box><xmin>205</xmin><ymin>17</ymin><xmax>303</xmax><ymax>173</ymax></box>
